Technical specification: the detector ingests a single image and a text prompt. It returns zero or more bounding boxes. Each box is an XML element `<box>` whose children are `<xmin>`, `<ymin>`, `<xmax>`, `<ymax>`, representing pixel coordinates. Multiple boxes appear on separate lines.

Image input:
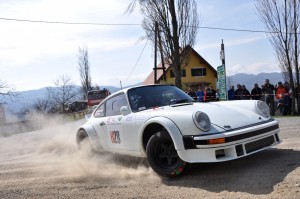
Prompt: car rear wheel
<box><xmin>77</xmin><ymin>130</ymin><xmax>93</xmax><ymax>153</ymax></box>
<box><xmin>146</xmin><ymin>131</ymin><xmax>186</xmax><ymax>177</ymax></box>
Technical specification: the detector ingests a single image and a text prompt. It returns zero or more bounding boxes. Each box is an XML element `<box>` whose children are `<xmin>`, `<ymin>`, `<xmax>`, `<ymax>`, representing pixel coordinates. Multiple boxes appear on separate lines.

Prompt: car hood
<box><xmin>143</xmin><ymin>100</ymin><xmax>270</xmax><ymax>131</ymax></box>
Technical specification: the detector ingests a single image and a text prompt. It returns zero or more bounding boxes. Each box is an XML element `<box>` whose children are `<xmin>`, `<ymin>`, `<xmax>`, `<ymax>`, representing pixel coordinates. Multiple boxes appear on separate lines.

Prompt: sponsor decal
<box><xmin>126</xmin><ymin>116</ymin><xmax>133</xmax><ymax>121</ymax></box>
<box><xmin>135</xmin><ymin>115</ymin><xmax>146</xmax><ymax>121</ymax></box>
<box><xmin>138</xmin><ymin>107</ymin><xmax>146</xmax><ymax>111</ymax></box>
<box><xmin>110</xmin><ymin>130</ymin><xmax>121</xmax><ymax>144</ymax></box>
<box><xmin>107</xmin><ymin>117</ymin><xmax>121</xmax><ymax>125</ymax></box>
<box><xmin>152</xmin><ymin>106</ymin><xmax>162</xmax><ymax>110</ymax></box>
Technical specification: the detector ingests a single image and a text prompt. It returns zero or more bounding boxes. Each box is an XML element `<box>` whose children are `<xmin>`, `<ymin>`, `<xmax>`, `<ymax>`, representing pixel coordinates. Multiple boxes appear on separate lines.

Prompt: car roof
<box><xmin>102</xmin><ymin>84</ymin><xmax>175</xmax><ymax>103</ymax></box>
<box><xmin>113</xmin><ymin>84</ymin><xmax>175</xmax><ymax>95</ymax></box>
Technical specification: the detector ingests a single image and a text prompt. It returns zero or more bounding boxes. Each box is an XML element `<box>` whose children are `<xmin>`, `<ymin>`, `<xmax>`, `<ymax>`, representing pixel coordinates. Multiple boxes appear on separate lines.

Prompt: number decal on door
<box><xmin>110</xmin><ymin>130</ymin><xmax>121</xmax><ymax>144</ymax></box>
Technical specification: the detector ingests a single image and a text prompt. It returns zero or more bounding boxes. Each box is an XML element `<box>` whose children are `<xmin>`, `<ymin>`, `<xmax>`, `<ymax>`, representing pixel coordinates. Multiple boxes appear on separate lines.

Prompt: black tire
<box><xmin>146</xmin><ymin>131</ymin><xmax>186</xmax><ymax>177</ymax></box>
<box><xmin>77</xmin><ymin>130</ymin><xmax>93</xmax><ymax>153</ymax></box>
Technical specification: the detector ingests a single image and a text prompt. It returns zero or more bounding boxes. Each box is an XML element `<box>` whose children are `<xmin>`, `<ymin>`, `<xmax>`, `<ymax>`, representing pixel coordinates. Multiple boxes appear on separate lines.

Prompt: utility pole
<box><xmin>221</xmin><ymin>39</ymin><xmax>225</xmax><ymax>66</ymax></box>
<box><xmin>154</xmin><ymin>22</ymin><xmax>158</xmax><ymax>84</ymax></box>
<box><xmin>157</xmin><ymin>25</ymin><xmax>166</xmax><ymax>80</ymax></box>
<box><xmin>153</xmin><ymin>21</ymin><xmax>166</xmax><ymax>83</ymax></box>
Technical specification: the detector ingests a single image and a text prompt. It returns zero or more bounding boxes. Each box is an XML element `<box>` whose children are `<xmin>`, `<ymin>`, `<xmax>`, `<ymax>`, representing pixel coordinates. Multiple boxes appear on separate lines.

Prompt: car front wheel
<box><xmin>146</xmin><ymin>131</ymin><xmax>186</xmax><ymax>177</ymax></box>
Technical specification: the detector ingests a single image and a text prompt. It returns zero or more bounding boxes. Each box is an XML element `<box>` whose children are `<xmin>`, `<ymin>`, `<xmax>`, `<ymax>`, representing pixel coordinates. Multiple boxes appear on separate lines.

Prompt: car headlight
<box><xmin>256</xmin><ymin>101</ymin><xmax>270</xmax><ymax>117</ymax></box>
<box><xmin>193</xmin><ymin>111</ymin><xmax>211</xmax><ymax>131</ymax></box>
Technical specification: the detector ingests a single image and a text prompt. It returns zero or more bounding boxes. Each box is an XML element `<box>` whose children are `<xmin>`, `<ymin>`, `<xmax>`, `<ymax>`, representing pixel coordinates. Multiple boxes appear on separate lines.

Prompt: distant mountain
<box><xmin>227</xmin><ymin>72</ymin><xmax>284</xmax><ymax>90</ymax></box>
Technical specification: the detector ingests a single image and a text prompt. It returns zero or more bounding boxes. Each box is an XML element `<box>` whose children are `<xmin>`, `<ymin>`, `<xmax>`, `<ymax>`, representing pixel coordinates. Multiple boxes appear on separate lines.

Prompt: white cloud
<box><xmin>197</xmin><ymin>35</ymin><xmax>267</xmax><ymax>50</ymax></box>
<box><xmin>95</xmin><ymin>72</ymin><xmax>149</xmax><ymax>87</ymax></box>
<box><xmin>0</xmin><ymin>0</ymin><xmax>143</xmax><ymax>69</ymax></box>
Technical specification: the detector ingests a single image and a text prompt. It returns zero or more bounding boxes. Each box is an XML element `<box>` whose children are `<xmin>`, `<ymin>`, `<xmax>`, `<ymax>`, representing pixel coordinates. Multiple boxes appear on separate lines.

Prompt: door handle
<box><xmin>100</xmin><ymin>122</ymin><xmax>106</xmax><ymax>126</ymax></box>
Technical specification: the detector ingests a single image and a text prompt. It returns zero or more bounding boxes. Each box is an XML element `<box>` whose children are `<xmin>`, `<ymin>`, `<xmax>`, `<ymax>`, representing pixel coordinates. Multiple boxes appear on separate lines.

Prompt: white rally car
<box><xmin>76</xmin><ymin>85</ymin><xmax>280</xmax><ymax>177</ymax></box>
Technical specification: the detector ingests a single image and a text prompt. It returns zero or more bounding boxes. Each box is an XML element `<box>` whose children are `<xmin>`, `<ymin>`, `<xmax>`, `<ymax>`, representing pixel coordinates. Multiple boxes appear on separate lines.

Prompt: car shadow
<box><xmin>161</xmin><ymin>148</ymin><xmax>300</xmax><ymax>195</ymax></box>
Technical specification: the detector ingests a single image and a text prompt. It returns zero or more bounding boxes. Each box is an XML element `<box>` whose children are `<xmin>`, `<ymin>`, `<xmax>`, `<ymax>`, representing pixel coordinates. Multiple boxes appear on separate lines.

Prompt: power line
<box><xmin>0</xmin><ymin>17</ymin><xmax>140</xmax><ymax>26</ymax></box>
<box><xmin>195</xmin><ymin>26</ymin><xmax>275</xmax><ymax>34</ymax></box>
<box><xmin>1</xmin><ymin>17</ymin><xmax>299</xmax><ymax>34</ymax></box>
<box><xmin>123</xmin><ymin>39</ymin><xmax>148</xmax><ymax>82</ymax></box>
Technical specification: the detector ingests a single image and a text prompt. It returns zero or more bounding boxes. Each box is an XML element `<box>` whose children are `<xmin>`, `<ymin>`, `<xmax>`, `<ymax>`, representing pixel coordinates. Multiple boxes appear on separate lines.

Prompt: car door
<box><xmin>104</xmin><ymin>93</ymin><xmax>133</xmax><ymax>150</ymax></box>
<box><xmin>91</xmin><ymin>103</ymin><xmax>109</xmax><ymax>150</ymax></box>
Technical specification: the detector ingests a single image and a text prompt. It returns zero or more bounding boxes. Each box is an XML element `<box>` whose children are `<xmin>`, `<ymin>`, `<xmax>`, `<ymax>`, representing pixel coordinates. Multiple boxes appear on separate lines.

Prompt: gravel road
<box><xmin>0</xmin><ymin>117</ymin><xmax>299</xmax><ymax>199</ymax></box>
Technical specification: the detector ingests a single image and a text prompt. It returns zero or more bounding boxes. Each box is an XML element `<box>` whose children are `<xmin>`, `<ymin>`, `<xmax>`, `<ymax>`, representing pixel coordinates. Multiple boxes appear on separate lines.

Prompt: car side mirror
<box><xmin>120</xmin><ymin>106</ymin><xmax>130</xmax><ymax>116</ymax></box>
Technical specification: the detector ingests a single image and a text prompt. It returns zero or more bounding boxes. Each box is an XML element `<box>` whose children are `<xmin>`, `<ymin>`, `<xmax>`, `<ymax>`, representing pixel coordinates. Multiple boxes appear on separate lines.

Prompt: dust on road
<box><xmin>0</xmin><ymin>117</ymin><xmax>299</xmax><ymax>199</ymax></box>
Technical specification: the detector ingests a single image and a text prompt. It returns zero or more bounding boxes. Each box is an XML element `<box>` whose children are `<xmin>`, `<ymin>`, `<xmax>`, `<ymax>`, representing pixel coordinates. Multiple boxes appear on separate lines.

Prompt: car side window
<box><xmin>94</xmin><ymin>104</ymin><xmax>105</xmax><ymax>118</ymax></box>
<box><xmin>105</xmin><ymin>94</ymin><xmax>128</xmax><ymax>116</ymax></box>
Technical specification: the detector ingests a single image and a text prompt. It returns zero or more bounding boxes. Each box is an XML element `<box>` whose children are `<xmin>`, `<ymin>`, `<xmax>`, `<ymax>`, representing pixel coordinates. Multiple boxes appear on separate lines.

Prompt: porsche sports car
<box><xmin>76</xmin><ymin>85</ymin><xmax>280</xmax><ymax>177</ymax></box>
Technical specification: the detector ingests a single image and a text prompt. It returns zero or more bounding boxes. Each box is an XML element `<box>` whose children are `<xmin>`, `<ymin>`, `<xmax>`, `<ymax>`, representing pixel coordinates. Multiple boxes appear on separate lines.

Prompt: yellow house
<box><xmin>143</xmin><ymin>46</ymin><xmax>217</xmax><ymax>91</ymax></box>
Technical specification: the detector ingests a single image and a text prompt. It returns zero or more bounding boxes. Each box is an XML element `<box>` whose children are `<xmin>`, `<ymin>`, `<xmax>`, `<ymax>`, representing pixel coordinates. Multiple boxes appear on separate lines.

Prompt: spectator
<box><xmin>275</xmin><ymin>81</ymin><xmax>287</xmax><ymax>115</ymax></box>
<box><xmin>196</xmin><ymin>88</ymin><xmax>204</xmax><ymax>102</ymax></box>
<box><xmin>234</xmin><ymin>84</ymin><xmax>243</xmax><ymax>100</ymax></box>
<box><xmin>283</xmin><ymin>81</ymin><xmax>292</xmax><ymax>115</ymax></box>
<box><xmin>215</xmin><ymin>89</ymin><xmax>220</xmax><ymax>101</ymax></box>
<box><xmin>187</xmin><ymin>88</ymin><xmax>196</xmax><ymax>100</ymax></box>
<box><xmin>275</xmin><ymin>82</ymin><xmax>287</xmax><ymax>100</ymax></box>
<box><xmin>204</xmin><ymin>87</ymin><xmax>212</xmax><ymax>102</ymax></box>
<box><xmin>228</xmin><ymin>86</ymin><xmax>235</xmax><ymax>100</ymax></box>
<box><xmin>210</xmin><ymin>86</ymin><xmax>216</xmax><ymax>101</ymax></box>
<box><xmin>241</xmin><ymin>85</ymin><xmax>250</xmax><ymax>100</ymax></box>
<box><xmin>262</xmin><ymin>79</ymin><xmax>275</xmax><ymax>116</ymax></box>
<box><xmin>251</xmin><ymin>83</ymin><xmax>262</xmax><ymax>100</ymax></box>
<box><xmin>282</xmin><ymin>93</ymin><xmax>291</xmax><ymax>115</ymax></box>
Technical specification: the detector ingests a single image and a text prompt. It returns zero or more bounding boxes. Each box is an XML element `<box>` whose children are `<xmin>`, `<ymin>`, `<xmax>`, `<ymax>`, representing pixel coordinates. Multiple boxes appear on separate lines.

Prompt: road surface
<box><xmin>0</xmin><ymin>117</ymin><xmax>299</xmax><ymax>199</ymax></box>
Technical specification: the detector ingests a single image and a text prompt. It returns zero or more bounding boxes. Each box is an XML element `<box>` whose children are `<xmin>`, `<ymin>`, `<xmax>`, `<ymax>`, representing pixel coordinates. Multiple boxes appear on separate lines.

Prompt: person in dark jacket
<box><xmin>262</xmin><ymin>79</ymin><xmax>275</xmax><ymax>116</ymax></box>
<box><xmin>187</xmin><ymin>88</ymin><xmax>196</xmax><ymax>100</ymax></box>
<box><xmin>228</xmin><ymin>86</ymin><xmax>235</xmax><ymax>100</ymax></box>
<box><xmin>251</xmin><ymin>83</ymin><xmax>262</xmax><ymax>100</ymax></box>
<box><xmin>241</xmin><ymin>85</ymin><xmax>250</xmax><ymax>99</ymax></box>
<box><xmin>235</xmin><ymin>84</ymin><xmax>243</xmax><ymax>100</ymax></box>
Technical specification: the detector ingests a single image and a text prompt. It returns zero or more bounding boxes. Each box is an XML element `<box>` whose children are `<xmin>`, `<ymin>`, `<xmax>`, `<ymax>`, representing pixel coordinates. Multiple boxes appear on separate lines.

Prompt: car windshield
<box><xmin>128</xmin><ymin>85</ymin><xmax>194</xmax><ymax>112</ymax></box>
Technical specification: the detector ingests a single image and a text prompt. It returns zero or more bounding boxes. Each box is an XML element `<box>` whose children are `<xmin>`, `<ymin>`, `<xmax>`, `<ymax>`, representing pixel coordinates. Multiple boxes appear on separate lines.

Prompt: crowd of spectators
<box><xmin>187</xmin><ymin>86</ymin><xmax>219</xmax><ymax>102</ymax></box>
<box><xmin>186</xmin><ymin>78</ymin><xmax>293</xmax><ymax>116</ymax></box>
<box><xmin>227</xmin><ymin>79</ymin><xmax>292</xmax><ymax>116</ymax></box>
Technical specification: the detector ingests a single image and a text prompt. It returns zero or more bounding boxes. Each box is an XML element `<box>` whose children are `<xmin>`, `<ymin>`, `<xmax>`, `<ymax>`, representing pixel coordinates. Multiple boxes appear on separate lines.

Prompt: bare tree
<box><xmin>78</xmin><ymin>46</ymin><xmax>92</xmax><ymax>99</ymax></box>
<box><xmin>31</xmin><ymin>98</ymin><xmax>50</xmax><ymax>114</ymax></box>
<box><xmin>14</xmin><ymin>103</ymin><xmax>31</xmax><ymax>119</ymax></box>
<box><xmin>47</xmin><ymin>75</ymin><xmax>79</xmax><ymax>114</ymax></box>
<box><xmin>255</xmin><ymin>0</ymin><xmax>300</xmax><ymax>114</ymax></box>
<box><xmin>0</xmin><ymin>80</ymin><xmax>17</xmax><ymax>104</ymax></box>
<box><xmin>15</xmin><ymin>98</ymin><xmax>51</xmax><ymax>119</ymax></box>
<box><xmin>126</xmin><ymin>0</ymin><xmax>200</xmax><ymax>89</ymax></box>
<box><xmin>292</xmin><ymin>0</ymin><xmax>300</xmax><ymax>114</ymax></box>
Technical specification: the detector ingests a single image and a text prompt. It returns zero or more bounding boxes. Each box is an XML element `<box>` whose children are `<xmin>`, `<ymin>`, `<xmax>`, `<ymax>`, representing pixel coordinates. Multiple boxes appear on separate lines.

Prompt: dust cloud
<box><xmin>0</xmin><ymin>113</ymin><xmax>153</xmax><ymax>182</ymax></box>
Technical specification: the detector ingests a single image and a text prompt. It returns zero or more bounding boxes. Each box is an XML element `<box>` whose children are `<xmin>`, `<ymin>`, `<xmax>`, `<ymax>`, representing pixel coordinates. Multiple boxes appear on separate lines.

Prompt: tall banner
<box><xmin>217</xmin><ymin>65</ymin><xmax>227</xmax><ymax>101</ymax></box>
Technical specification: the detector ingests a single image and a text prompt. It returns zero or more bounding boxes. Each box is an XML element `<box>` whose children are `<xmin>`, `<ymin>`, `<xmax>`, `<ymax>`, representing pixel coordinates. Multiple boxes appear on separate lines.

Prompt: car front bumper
<box><xmin>178</xmin><ymin>120</ymin><xmax>280</xmax><ymax>163</ymax></box>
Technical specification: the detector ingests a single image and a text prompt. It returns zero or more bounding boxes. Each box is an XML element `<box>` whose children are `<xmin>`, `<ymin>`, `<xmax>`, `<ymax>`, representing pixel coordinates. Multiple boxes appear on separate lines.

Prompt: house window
<box><xmin>170</xmin><ymin>69</ymin><xmax>186</xmax><ymax>78</ymax></box>
<box><xmin>191</xmin><ymin>68</ymin><xmax>206</xmax><ymax>76</ymax></box>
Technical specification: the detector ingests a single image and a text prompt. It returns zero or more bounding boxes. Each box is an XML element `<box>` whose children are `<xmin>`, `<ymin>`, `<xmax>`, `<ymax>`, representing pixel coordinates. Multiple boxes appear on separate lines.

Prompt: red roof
<box><xmin>143</xmin><ymin>61</ymin><xmax>170</xmax><ymax>85</ymax></box>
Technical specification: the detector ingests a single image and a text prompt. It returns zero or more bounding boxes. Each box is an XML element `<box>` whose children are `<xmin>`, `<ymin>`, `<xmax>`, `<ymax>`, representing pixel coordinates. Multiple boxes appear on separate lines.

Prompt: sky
<box><xmin>0</xmin><ymin>0</ymin><xmax>280</xmax><ymax>91</ymax></box>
